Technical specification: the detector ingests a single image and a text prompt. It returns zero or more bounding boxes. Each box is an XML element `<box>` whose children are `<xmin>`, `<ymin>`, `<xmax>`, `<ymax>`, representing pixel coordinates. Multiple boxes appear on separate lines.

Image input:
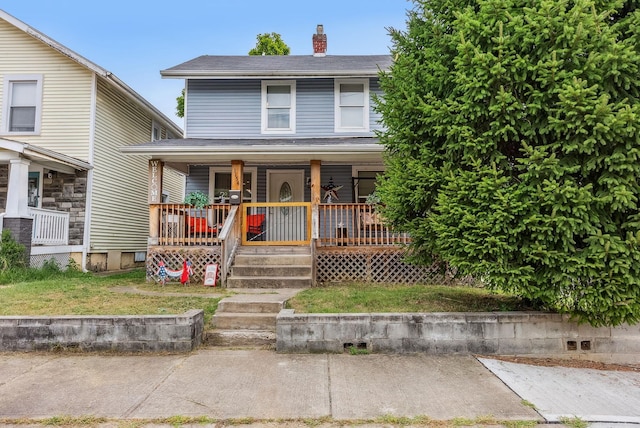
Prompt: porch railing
<box><xmin>27</xmin><ymin>207</ymin><xmax>69</xmax><ymax>246</ymax></box>
<box><xmin>153</xmin><ymin>204</ymin><xmax>231</xmax><ymax>246</ymax></box>
<box><xmin>242</xmin><ymin>203</ymin><xmax>312</xmax><ymax>245</ymax></box>
<box><xmin>318</xmin><ymin>203</ymin><xmax>410</xmax><ymax>246</ymax></box>
<box><xmin>151</xmin><ymin>203</ymin><xmax>408</xmax><ymax>248</ymax></box>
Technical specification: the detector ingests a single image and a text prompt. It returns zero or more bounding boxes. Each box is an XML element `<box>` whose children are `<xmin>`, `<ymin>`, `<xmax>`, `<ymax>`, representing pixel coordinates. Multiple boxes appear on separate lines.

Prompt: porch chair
<box><xmin>246</xmin><ymin>214</ymin><xmax>266</xmax><ymax>241</ymax></box>
<box><xmin>185</xmin><ymin>213</ymin><xmax>217</xmax><ymax>236</ymax></box>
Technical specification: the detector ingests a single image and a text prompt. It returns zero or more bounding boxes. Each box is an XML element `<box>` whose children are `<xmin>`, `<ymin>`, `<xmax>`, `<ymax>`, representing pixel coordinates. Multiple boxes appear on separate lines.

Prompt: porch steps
<box><xmin>207</xmin><ymin>288</ymin><xmax>303</xmax><ymax>348</ymax></box>
<box><xmin>226</xmin><ymin>246</ymin><xmax>313</xmax><ymax>289</ymax></box>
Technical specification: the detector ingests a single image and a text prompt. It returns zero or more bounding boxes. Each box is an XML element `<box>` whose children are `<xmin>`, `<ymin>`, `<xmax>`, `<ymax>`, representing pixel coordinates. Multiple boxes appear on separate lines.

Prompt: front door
<box><xmin>266</xmin><ymin>170</ymin><xmax>305</xmax><ymax>242</ymax></box>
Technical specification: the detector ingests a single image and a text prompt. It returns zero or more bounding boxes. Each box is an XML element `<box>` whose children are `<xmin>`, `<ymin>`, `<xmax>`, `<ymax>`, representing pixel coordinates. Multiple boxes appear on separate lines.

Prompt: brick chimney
<box><xmin>312</xmin><ymin>24</ymin><xmax>327</xmax><ymax>57</ymax></box>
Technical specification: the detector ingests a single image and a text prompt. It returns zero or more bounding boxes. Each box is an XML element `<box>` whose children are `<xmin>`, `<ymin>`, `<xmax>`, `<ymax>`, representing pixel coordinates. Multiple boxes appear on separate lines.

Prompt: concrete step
<box><xmin>226</xmin><ymin>276</ymin><xmax>312</xmax><ymax>289</ymax></box>
<box><xmin>212</xmin><ymin>312</ymin><xmax>277</xmax><ymax>330</ymax></box>
<box><xmin>217</xmin><ymin>299</ymin><xmax>284</xmax><ymax>314</ymax></box>
<box><xmin>233</xmin><ymin>254</ymin><xmax>312</xmax><ymax>266</ymax></box>
<box><xmin>231</xmin><ymin>265</ymin><xmax>312</xmax><ymax>277</ymax></box>
<box><xmin>204</xmin><ymin>329</ymin><xmax>275</xmax><ymax>348</ymax></box>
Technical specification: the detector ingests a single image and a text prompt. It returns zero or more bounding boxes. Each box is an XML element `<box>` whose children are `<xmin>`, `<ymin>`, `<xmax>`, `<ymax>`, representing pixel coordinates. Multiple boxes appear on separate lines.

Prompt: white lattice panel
<box><xmin>316</xmin><ymin>247</ymin><xmax>468</xmax><ymax>285</ymax></box>
<box><xmin>147</xmin><ymin>247</ymin><xmax>221</xmax><ymax>284</ymax></box>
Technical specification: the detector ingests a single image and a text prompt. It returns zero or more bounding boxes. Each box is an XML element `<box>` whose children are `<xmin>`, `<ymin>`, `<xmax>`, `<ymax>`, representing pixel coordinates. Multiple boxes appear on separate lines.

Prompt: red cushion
<box><xmin>187</xmin><ymin>216</ymin><xmax>216</xmax><ymax>233</ymax></box>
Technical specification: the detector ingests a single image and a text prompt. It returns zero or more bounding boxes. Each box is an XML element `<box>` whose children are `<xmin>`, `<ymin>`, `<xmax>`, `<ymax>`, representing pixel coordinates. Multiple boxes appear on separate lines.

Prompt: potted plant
<box><xmin>363</xmin><ymin>191</ymin><xmax>383</xmax><ymax>225</ymax></box>
<box><xmin>184</xmin><ymin>191</ymin><xmax>209</xmax><ymax>208</ymax></box>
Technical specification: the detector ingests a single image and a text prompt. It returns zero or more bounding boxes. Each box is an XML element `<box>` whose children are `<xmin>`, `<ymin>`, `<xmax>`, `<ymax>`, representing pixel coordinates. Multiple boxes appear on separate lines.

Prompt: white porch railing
<box><xmin>28</xmin><ymin>207</ymin><xmax>69</xmax><ymax>246</ymax></box>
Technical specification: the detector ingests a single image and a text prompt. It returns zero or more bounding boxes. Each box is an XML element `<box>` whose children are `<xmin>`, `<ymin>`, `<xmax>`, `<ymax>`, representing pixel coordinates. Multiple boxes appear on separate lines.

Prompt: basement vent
<box><xmin>134</xmin><ymin>251</ymin><xmax>147</xmax><ymax>262</ymax></box>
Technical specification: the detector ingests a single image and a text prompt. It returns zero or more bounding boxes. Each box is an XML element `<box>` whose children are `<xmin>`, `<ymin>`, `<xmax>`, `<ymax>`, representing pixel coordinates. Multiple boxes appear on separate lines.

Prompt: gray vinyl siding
<box><xmin>185</xmin><ymin>78</ymin><xmax>384</xmax><ymax>139</ymax></box>
<box><xmin>369</xmin><ymin>79</ymin><xmax>384</xmax><ymax>131</ymax></box>
<box><xmin>296</xmin><ymin>79</ymin><xmax>335</xmax><ymax>136</ymax></box>
<box><xmin>186</xmin><ymin>80</ymin><xmax>261</xmax><ymax>138</ymax></box>
<box><xmin>185</xmin><ymin>166</ymin><xmax>209</xmax><ymax>195</ymax></box>
<box><xmin>187</xmin><ymin>164</ymin><xmax>354</xmax><ymax>203</ymax></box>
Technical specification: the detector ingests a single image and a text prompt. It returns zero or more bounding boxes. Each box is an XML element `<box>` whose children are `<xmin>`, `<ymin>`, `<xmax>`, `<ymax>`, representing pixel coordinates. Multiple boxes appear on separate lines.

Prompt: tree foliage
<box><xmin>248</xmin><ymin>32</ymin><xmax>291</xmax><ymax>56</ymax></box>
<box><xmin>176</xmin><ymin>88</ymin><xmax>185</xmax><ymax>119</ymax></box>
<box><xmin>376</xmin><ymin>0</ymin><xmax>640</xmax><ymax>326</ymax></box>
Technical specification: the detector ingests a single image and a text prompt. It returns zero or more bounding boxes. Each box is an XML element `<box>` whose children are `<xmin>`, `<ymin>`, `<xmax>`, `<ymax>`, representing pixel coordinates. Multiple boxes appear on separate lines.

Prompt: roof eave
<box><xmin>161</xmin><ymin>70</ymin><xmax>383</xmax><ymax>79</ymax></box>
<box><xmin>121</xmin><ymin>144</ymin><xmax>383</xmax><ymax>155</ymax></box>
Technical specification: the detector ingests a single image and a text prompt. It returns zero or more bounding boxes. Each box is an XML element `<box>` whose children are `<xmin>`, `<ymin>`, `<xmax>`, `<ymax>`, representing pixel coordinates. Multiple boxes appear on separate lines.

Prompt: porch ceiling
<box><xmin>121</xmin><ymin>137</ymin><xmax>385</xmax><ymax>164</ymax></box>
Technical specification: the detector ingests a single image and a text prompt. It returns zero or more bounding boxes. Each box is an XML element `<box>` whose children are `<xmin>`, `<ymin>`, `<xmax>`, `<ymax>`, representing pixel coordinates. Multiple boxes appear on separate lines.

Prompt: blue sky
<box><xmin>2</xmin><ymin>1</ymin><xmax>411</xmax><ymax>128</ymax></box>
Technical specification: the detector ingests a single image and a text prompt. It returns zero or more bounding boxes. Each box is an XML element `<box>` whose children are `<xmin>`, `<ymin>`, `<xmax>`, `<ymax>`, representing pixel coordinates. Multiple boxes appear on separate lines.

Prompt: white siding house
<box><xmin>0</xmin><ymin>9</ymin><xmax>184</xmax><ymax>271</ymax></box>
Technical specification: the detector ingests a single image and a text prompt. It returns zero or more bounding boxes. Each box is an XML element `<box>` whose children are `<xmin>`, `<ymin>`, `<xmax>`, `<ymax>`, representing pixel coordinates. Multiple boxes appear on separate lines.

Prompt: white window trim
<box><xmin>208</xmin><ymin>166</ymin><xmax>258</xmax><ymax>203</ymax></box>
<box><xmin>334</xmin><ymin>78</ymin><xmax>370</xmax><ymax>133</ymax></box>
<box><xmin>151</xmin><ymin>120</ymin><xmax>161</xmax><ymax>141</ymax></box>
<box><xmin>1</xmin><ymin>74</ymin><xmax>44</xmax><ymax>135</ymax></box>
<box><xmin>261</xmin><ymin>80</ymin><xmax>296</xmax><ymax>134</ymax></box>
<box><xmin>352</xmin><ymin>165</ymin><xmax>384</xmax><ymax>203</ymax></box>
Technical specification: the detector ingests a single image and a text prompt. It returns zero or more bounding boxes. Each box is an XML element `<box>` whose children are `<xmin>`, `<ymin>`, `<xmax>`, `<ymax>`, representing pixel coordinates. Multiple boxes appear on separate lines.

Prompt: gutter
<box><xmin>161</xmin><ymin>70</ymin><xmax>383</xmax><ymax>79</ymax></box>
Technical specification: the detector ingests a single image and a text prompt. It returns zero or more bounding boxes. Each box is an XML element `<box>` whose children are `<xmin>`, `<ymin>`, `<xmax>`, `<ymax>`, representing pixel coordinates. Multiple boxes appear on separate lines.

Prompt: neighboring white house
<box><xmin>0</xmin><ymin>9</ymin><xmax>185</xmax><ymax>271</ymax></box>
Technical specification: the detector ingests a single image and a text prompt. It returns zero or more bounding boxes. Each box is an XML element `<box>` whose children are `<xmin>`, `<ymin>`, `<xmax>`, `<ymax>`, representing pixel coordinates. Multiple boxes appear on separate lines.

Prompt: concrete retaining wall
<box><xmin>0</xmin><ymin>310</ymin><xmax>204</xmax><ymax>352</ymax></box>
<box><xmin>276</xmin><ymin>311</ymin><xmax>640</xmax><ymax>361</ymax></box>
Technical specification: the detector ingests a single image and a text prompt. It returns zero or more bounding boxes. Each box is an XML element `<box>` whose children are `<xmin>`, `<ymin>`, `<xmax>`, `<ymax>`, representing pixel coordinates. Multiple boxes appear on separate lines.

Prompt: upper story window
<box><xmin>1</xmin><ymin>74</ymin><xmax>43</xmax><ymax>135</ymax></box>
<box><xmin>335</xmin><ymin>79</ymin><xmax>369</xmax><ymax>132</ymax></box>
<box><xmin>261</xmin><ymin>80</ymin><xmax>296</xmax><ymax>134</ymax></box>
<box><xmin>152</xmin><ymin>121</ymin><xmax>161</xmax><ymax>141</ymax></box>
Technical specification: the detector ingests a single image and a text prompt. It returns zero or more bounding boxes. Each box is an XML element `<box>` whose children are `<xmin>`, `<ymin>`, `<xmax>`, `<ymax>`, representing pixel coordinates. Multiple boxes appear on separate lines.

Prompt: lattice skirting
<box><xmin>147</xmin><ymin>246</ymin><xmax>221</xmax><ymax>284</ymax></box>
<box><xmin>30</xmin><ymin>253</ymin><xmax>70</xmax><ymax>270</ymax></box>
<box><xmin>316</xmin><ymin>247</ymin><xmax>471</xmax><ymax>285</ymax></box>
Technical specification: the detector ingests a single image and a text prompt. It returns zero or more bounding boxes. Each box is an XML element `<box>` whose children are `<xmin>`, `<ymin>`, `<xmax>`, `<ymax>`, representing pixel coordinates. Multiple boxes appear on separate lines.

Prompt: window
<box><xmin>152</xmin><ymin>121</ymin><xmax>161</xmax><ymax>141</ymax></box>
<box><xmin>352</xmin><ymin>167</ymin><xmax>383</xmax><ymax>203</ymax></box>
<box><xmin>261</xmin><ymin>81</ymin><xmax>295</xmax><ymax>133</ymax></box>
<box><xmin>335</xmin><ymin>79</ymin><xmax>369</xmax><ymax>132</ymax></box>
<box><xmin>209</xmin><ymin>167</ymin><xmax>257</xmax><ymax>203</ymax></box>
<box><xmin>2</xmin><ymin>75</ymin><xmax>43</xmax><ymax>134</ymax></box>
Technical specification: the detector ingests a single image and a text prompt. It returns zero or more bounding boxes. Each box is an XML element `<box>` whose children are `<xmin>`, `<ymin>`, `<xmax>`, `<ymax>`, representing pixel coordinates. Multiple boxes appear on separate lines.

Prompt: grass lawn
<box><xmin>0</xmin><ymin>269</ymin><xmax>226</xmax><ymax>324</ymax></box>
<box><xmin>287</xmin><ymin>282</ymin><xmax>536</xmax><ymax>313</ymax></box>
<box><xmin>0</xmin><ymin>269</ymin><xmax>536</xmax><ymax>323</ymax></box>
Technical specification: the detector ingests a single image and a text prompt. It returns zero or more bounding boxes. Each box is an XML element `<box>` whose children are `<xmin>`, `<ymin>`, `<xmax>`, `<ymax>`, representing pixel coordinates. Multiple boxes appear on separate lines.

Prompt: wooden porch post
<box><xmin>231</xmin><ymin>160</ymin><xmax>244</xmax><ymax>192</ymax></box>
<box><xmin>231</xmin><ymin>160</ymin><xmax>244</xmax><ymax>243</ymax></box>
<box><xmin>310</xmin><ymin>160</ymin><xmax>321</xmax><ymax>206</ymax></box>
<box><xmin>148</xmin><ymin>160</ymin><xmax>164</xmax><ymax>244</ymax></box>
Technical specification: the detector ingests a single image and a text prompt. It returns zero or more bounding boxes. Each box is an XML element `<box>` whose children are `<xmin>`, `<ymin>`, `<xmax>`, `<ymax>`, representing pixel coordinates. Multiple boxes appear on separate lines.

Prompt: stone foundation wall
<box><xmin>276</xmin><ymin>311</ymin><xmax>640</xmax><ymax>363</ymax></box>
<box><xmin>0</xmin><ymin>310</ymin><xmax>204</xmax><ymax>352</ymax></box>
<box><xmin>41</xmin><ymin>170</ymin><xmax>87</xmax><ymax>245</ymax></box>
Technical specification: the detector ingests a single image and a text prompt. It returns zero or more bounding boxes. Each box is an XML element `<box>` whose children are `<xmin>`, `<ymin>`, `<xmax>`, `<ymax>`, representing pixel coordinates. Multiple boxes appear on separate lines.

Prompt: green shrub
<box><xmin>0</xmin><ymin>230</ymin><xmax>26</xmax><ymax>271</ymax></box>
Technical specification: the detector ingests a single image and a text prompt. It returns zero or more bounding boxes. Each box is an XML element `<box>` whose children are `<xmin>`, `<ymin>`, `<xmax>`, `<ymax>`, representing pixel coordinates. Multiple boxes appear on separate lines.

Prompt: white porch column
<box><xmin>6</xmin><ymin>158</ymin><xmax>30</xmax><ymax>217</ymax></box>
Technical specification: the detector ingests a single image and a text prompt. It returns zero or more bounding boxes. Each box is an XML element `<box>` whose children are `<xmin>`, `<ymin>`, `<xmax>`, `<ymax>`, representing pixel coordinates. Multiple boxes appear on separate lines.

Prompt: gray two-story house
<box><xmin>124</xmin><ymin>26</ymin><xmax>437</xmax><ymax>286</ymax></box>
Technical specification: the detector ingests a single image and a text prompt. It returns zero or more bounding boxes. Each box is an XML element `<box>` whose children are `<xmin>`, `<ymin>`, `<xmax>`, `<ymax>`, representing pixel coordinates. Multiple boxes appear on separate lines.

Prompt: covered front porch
<box><xmin>0</xmin><ymin>138</ymin><xmax>91</xmax><ymax>267</ymax></box>
<box><xmin>124</xmin><ymin>138</ymin><xmax>435</xmax><ymax>286</ymax></box>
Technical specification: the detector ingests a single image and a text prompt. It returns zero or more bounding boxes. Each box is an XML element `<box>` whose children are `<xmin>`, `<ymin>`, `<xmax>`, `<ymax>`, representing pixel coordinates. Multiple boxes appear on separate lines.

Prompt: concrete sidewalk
<box><xmin>0</xmin><ymin>349</ymin><xmax>637</xmax><ymax>427</ymax></box>
<box><xmin>0</xmin><ymin>350</ymin><xmax>537</xmax><ymax>425</ymax></box>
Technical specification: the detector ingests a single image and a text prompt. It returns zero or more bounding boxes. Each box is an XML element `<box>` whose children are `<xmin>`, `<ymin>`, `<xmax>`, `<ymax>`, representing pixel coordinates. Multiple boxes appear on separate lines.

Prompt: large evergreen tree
<box><xmin>376</xmin><ymin>0</ymin><xmax>640</xmax><ymax>326</ymax></box>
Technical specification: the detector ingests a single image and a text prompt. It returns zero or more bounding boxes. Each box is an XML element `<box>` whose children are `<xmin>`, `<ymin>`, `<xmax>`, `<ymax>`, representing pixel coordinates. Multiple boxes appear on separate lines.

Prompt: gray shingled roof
<box><xmin>161</xmin><ymin>55</ymin><xmax>393</xmax><ymax>78</ymax></box>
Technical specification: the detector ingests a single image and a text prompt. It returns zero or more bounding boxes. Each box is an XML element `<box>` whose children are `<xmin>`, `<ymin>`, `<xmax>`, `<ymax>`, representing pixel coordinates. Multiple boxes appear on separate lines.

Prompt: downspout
<box><xmin>82</xmin><ymin>73</ymin><xmax>98</xmax><ymax>272</ymax></box>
